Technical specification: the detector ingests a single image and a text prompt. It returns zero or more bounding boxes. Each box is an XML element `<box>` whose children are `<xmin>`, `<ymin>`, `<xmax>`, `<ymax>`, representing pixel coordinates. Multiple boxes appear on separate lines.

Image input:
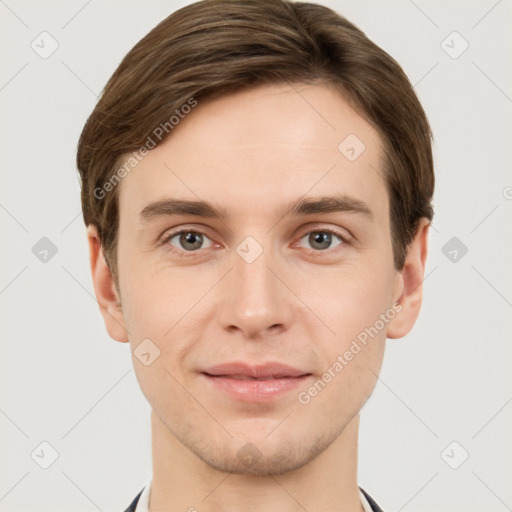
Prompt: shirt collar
<box><xmin>133</xmin><ymin>480</ymin><xmax>379</xmax><ymax>512</ymax></box>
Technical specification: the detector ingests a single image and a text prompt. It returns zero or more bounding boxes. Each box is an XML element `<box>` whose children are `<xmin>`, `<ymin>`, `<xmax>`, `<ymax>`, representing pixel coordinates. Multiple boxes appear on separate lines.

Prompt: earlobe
<box><xmin>86</xmin><ymin>224</ymin><xmax>129</xmax><ymax>343</ymax></box>
<box><xmin>386</xmin><ymin>218</ymin><xmax>431</xmax><ymax>340</ymax></box>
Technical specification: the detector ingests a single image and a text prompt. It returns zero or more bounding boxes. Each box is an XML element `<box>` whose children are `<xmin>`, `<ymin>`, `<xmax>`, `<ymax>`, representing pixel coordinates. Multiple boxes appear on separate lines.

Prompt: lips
<box><xmin>202</xmin><ymin>362</ymin><xmax>310</xmax><ymax>379</ymax></box>
<box><xmin>201</xmin><ymin>362</ymin><xmax>312</xmax><ymax>402</ymax></box>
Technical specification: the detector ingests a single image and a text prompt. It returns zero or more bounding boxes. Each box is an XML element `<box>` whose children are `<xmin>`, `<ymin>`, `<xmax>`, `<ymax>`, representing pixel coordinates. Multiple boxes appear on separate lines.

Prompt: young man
<box><xmin>77</xmin><ymin>1</ymin><xmax>434</xmax><ymax>510</ymax></box>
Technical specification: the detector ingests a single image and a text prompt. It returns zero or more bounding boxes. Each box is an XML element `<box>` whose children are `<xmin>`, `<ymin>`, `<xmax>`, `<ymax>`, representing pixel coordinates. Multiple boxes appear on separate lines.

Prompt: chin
<box><xmin>184</xmin><ymin>428</ymin><xmax>334</xmax><ymax>477</ymax></box>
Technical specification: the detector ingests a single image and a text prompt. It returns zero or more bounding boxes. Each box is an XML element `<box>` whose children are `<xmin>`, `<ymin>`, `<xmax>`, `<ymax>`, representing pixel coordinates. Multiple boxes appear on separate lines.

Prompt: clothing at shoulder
<box><xmin>123</xmin><ymin>486</ymin><xmax>386</xmax><ymax>512</ymax></box>
<box><xmin>123</xmin><ymin>488</ymin><xmax>143</xmax><ymax>512</ymax></box>
<box><xmin>360</xmin><ymin>487</ymin><xmax>386</xmax><ymax>512</ymax></box>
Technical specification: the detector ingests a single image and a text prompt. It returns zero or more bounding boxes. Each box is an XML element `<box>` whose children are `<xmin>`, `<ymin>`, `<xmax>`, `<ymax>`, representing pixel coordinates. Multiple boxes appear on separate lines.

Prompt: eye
<box><xmin>160</xmin><ymin>227</ymin><xmax>351</xmax><ymax>257</ymax></box>
<box><xmin>298</xmin><ymin>229</ymin><xmax>350</xmax><ymax>251</ymax></box>
<box><xmin>163</xmin><ymin>230</ymin><xmax>214</xmax><ymax>252</ymax></box>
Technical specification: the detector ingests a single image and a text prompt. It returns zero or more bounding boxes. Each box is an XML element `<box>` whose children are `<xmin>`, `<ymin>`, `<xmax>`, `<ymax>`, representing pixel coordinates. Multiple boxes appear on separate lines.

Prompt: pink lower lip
<box><xmin>202</xmin><ymin>373</ymin><xmax>312</xmax><ymax>402</ymax></box>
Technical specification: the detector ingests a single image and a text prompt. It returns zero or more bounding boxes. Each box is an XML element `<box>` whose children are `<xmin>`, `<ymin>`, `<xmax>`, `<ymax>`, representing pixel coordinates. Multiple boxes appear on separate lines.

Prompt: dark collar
<box><xmin>123</xmin><ymin>489</ymin><xmax>143</xmax><ymax>512</ymax></box>
<box><xmin>124</xmin><ymin>486</ymin><xmax>385</xmax><ymax>512</ymax></box>
<box><xmin>360</xmin><ymin>486</ymin><xmax>385</xmax><ymax>512</ymax></box>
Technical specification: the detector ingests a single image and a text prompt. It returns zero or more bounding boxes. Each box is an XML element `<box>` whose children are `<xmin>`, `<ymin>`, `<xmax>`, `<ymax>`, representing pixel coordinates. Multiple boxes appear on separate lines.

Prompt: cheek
<box><xmin>121</xmin><ymin>266</ymin><xmax>213</xmax><ymax>386</ymax></box>
<box><xmin>297</xmin><ymin>279</ymin><xmax>388</xmax><ymax>417</ymax></box>
<box><xmin>305</xmin><ymin>264</ymin><xmax>394</xmax><ymax>347</ymax></box>
<box><xmin>120</xmin><ymin>255</ymin><xmax>206</xmax><ymax>338</ymax></box>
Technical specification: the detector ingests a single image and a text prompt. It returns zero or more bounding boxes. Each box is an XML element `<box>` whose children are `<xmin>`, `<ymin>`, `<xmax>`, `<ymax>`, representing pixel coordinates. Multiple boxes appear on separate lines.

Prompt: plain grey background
<box><xmin>1</xmin><ymin>1</ymin><xmax>511</xmax><ymax>511</ymax></box>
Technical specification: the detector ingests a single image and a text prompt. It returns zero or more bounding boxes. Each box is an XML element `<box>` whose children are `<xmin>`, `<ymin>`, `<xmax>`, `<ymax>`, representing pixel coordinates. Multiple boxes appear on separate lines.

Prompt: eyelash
<box><xmin>160</xmin><ymin>226</ymin><xmax>352</xmax><ymax>258</ymax></box>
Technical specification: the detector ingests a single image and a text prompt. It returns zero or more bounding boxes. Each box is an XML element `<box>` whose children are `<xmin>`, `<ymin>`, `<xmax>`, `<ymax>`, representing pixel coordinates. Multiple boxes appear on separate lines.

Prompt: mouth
<box><xmin>200</xmin><ymin>362</ymin><xmax>313</xmax><ymax>402</ymax></box>
<box><xmin>206</xmin><ymin>374</ymin><xmax>301</xmax><ymax>380</ymax></box>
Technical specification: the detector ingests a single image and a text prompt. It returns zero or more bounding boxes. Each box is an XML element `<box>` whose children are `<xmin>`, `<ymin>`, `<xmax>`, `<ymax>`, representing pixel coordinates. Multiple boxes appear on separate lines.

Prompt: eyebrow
<box><xmin>139</xmin><ymin>194</ymin><xmax>373</xmax><ymax>223</ymax></box>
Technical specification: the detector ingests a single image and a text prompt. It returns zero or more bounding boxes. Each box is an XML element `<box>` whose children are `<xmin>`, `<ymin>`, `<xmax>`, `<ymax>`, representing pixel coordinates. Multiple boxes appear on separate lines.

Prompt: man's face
<box><xmin>114</xmin><ymin>82</ymin><xmax>403</xmax><ymax>475</ymax></box>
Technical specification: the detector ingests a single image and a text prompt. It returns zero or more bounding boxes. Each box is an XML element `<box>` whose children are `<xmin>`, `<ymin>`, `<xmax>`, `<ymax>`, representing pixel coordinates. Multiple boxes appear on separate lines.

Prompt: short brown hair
<box><xmin>77</xmin><ymin>0</ymin><xmax>434</xmax><ymax>285</ymax></box>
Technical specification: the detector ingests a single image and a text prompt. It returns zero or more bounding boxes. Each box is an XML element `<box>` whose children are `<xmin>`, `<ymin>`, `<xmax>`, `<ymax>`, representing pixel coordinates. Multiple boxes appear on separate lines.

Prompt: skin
<box><xmin>88</xmin><ymin>81</ymin><xmax>430</xmax><ymax>512</ymax></box>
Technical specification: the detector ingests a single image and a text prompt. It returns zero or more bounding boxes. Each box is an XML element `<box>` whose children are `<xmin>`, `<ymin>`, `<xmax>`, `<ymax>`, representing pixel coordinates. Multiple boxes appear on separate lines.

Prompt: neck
<box><xmin>149</xmin><ymin>411</ymin><xmax>363</xmax><ymax>512</ymax></box>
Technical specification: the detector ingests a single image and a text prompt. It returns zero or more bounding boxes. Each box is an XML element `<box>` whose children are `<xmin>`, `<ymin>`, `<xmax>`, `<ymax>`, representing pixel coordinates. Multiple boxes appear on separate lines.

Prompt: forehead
<box><xmin>118</xmin><ymin>81</ymin><xmax>388</xmax><ymax>224</ymax></box>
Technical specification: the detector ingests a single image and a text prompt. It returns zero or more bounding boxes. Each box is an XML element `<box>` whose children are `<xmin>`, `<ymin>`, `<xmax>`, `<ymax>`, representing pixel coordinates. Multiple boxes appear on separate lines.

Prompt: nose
<box><xmin>217</xmin><ymin>245</ymin><xmax>295</xmax><ymax>339</ymax></box>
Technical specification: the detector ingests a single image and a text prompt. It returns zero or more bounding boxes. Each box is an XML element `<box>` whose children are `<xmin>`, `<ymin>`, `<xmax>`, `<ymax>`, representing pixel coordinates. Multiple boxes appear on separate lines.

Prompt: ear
<box><xmin>86</xmin><ymin>224</ymin><xmax>129</xmax><ymax>343</ymax></box>
<box><xmin>386</xmin><ymin>217</ymin><xmax>430</xmax><ymax>339</ymax></box>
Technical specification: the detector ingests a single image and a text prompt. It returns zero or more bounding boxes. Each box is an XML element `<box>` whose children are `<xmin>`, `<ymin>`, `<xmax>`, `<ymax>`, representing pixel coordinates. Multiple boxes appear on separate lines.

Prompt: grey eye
<box><xmin>168</xmin><ymin>231</ymin><xmax>213</xmax><ymax>251</ymax></box>
<box><xmin>299</xmin><ymin>231</ymin><xmax>343</xmax><ymax>251</ymax></box>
